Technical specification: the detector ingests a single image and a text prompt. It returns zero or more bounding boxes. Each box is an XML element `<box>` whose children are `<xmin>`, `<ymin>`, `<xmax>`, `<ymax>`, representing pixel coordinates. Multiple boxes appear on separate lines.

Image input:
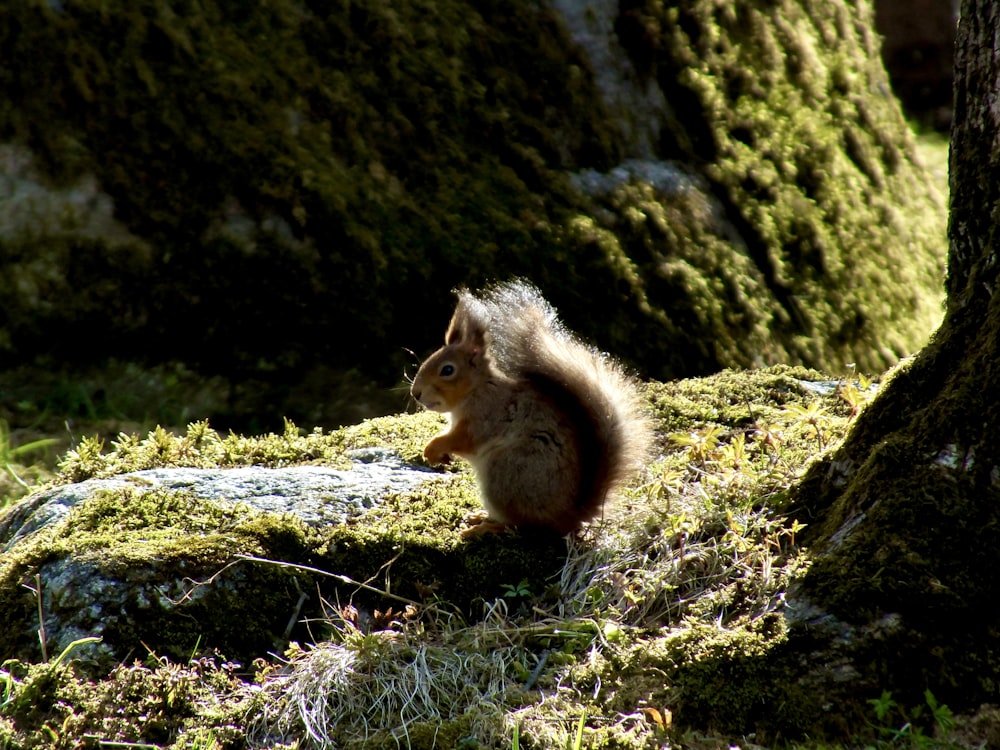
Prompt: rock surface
<box><xmin>2</xmin><ymin>450</ymin><xmax>438</xmax><ymax>550</ymax></box>
<box><xmin>0</xmin><ymin>449</ymin><xmax>446</xmax><ymax>667</ymax></box>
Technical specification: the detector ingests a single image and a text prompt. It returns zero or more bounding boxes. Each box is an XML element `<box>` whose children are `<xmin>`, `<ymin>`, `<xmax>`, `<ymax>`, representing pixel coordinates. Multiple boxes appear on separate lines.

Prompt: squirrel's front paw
<box><xmin>423</xmin><ymin>441</ymin><xmax>452</xmax><ymax>466</ymax></box>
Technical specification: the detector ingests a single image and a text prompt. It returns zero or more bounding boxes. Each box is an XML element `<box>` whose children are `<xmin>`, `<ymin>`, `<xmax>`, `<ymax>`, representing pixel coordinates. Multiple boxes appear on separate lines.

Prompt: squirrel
<box><xmin>410</xmin><ymin>280</ymin><xmax>651</xmax><ymax>536</ymax></box>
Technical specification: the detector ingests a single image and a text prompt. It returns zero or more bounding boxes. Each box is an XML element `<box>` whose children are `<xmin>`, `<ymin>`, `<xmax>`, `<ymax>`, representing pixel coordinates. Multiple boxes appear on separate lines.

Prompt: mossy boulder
<box><xmin>0</xmin><ymin>0</ymin><xmax>944</xmax><ymax>428</ymax></box>
<box><xmin>0</xmin><ymin>417</ymin><xmax>569</xmax><ymax>668</ymax></box>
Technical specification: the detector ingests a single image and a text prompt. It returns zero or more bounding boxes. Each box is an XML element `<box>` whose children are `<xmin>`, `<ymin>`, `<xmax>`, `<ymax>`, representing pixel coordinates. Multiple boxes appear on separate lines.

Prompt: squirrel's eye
<box><xmin>440</xmin><ymin>364</ymin><xmax>455</xmax><ymax>377</ymax></box>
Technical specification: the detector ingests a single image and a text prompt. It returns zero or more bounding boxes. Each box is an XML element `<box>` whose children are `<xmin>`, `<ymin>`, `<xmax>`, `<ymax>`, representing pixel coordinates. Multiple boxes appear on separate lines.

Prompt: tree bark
<box><xmin>783</xmin><ymin>0</ymin><xmax>1000</xmax><ymax>727</ymax></box>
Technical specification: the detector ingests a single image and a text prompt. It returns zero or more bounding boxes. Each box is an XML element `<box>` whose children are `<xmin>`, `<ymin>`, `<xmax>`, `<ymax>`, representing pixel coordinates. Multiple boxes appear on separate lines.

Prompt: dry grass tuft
<box><xmin>248</xmin><ymin>602</ymin><xmax>530</xmax><ymax>748</ymax></box>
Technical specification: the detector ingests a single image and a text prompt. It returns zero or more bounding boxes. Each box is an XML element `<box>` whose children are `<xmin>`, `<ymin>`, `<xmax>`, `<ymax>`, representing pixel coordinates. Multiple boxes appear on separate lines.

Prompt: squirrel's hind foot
<box><xmin>460</xmin><ymin>513</ymin><xmax>511</xmax><ymax>538</ymax></box>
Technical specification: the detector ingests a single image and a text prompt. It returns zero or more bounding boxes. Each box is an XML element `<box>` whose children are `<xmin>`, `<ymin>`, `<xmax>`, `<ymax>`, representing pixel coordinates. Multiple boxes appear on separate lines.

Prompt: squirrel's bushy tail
<box><xmin>465</xmin><ymin>280</ymin><xmax>651</xmax><ymax>521</ymax></box>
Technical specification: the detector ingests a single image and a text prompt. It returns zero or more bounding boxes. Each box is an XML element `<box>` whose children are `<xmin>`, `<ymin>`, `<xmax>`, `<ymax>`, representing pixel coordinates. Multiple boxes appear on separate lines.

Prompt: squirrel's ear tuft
<box><xmin>444</xmin><ymin>302</ymin><xmax>466</xmax><ymax>345</ymax></box>
<box><xmin>445</xmin><ymin>322</ymin><xmax>464</xmax><ymax>345</ymax></box>
<box><xmin>446</xmin><ymin>290</ymin><xmax>489</xmax><ymax>348</ymax></box>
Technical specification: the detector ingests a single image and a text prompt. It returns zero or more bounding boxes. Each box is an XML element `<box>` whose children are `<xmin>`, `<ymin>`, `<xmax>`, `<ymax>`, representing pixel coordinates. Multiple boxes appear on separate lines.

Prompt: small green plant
<box><xmin>502</xmin><ymin>580</ymin><xmax>532</xmax><ymax>600</ymax></box>
<box><xmin>922</xmin><ymin>691</ymin><xmax>955</xmax><ymax>735</ymax></box>
<box><xmin>0</xmin><ymin>667</ymin><xmax>13</xmax><ymax>711</ymax></box>
<box><xmin>870</xmin><ymin>689</ymin><xmax>899</xmax><ymax>723</ymax></box>
<box><xmin>670</xmin><ymin>425</ymin><xmax>726</xmax><ymax>465</ymax></box>
<box><xmin>49</xmin><ymin>637</ymin><xmax>102</xmax><ymax>671</ymax></box>
<box><xmin>839</xmin><ymin>369</ymin><xmax>878</xmax><ymax>418</ymax></box>
<box><xmin>185</xmin><ymin>727</ymin><xmax>223</xmax><ymax>750</ymax></box>
<box><xmin>782</xmin><ymin>400</ymin><xmax>832</xmax><ymax>450</ymax></box>
<box><xmin>867</xmin><ymin>689</ymin><xmax>955</xmax><ymax>748</ymax></box>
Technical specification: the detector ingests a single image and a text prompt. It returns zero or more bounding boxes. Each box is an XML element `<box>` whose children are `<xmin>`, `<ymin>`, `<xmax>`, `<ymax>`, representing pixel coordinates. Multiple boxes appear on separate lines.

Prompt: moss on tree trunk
<box><xmin>778</xmin><ymin>0</ymin><xmax>1000</xmax><ymax>734</ymax></box>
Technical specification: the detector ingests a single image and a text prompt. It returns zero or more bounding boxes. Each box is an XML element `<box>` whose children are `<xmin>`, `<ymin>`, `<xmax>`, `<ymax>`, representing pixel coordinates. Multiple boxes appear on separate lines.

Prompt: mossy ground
<box><xmin>7</xmin><ymin>365</ymin><xmax>985</xmax><ymax>749</ymax></box>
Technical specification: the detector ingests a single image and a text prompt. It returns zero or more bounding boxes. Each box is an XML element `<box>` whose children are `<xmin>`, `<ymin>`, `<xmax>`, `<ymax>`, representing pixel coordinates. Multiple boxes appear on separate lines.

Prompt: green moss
<box><xmin>0</xmin><ymin>484</ymin><xmax>317</xmax><ymax>666</ymax></box>
<box><xmin>1</xmin><ymin>354</ymin><xmax>967</xmax><ymax>750</ymax></box>
<box><xmin>645</xmin><ymin>364</ymin><xmax>836</xmax><ymax>432</ymax></box>
<box><xmin>775</xmin><ymin>222</ymin><xmax>1000</xmax><ymax>723</ymax></box>
<box><xmin>58</xmin><ymin>420</ymin><xmax>337</xmax><ymax>482</ymax></box>
<box><xmin>336</xmin><ymin>716</ymin><xmax>479</xmax><ymax>750</ymax></box>
<box><xmin>1</xmin><ymin>364</ymin><xmax>930</xmax><ymax>746</ymax></box>
<box><xmin>541</xmin><ymin>614</ymin><xmax>837</xmax><ymax>744</ymax></box>
<box><xmin>0</xmin><ymin>655</ymin><xmax>249</xmax><ymax>749</ymax></box>
<box><xmin>53</xmin><ymin>413</ymin><xmax>457</xmax><ymax>483</ymax></box>
<box><xmin>334</xmin><ymin>411</ymin><xmax>448</xmax><ymax>466</ymax></box>
<box><xmin>0</xmin><ymin>0</ymin><xmax>944</xmax><ymax>403</ymax></box>
<box><xmin>18</xmin><ymin>409</ymin><xmax>580</xmax><ymax>623</ymax></box>
<box><xmin>0</xmin><ymin>0</ymin><xmax>614</xmax><ymax>382</ymax></box>
<box><xmin>1</xmin><ymin>410</ymin><xmax>577</xmax><ymax>666</ymax></box>
<box><xmin>598</xmin><ymin>0</ymin><xmax>946</xmax><ymax>375</ymax></box>
<box><xmin>65</xmin><ymin>486</ymin><xmax>313</xmax><ymax>566</ymax></box>
<box><xmin>651</xmin><ymin>618</ymin><xmax>794</xmax><ymax>733</ymax></box>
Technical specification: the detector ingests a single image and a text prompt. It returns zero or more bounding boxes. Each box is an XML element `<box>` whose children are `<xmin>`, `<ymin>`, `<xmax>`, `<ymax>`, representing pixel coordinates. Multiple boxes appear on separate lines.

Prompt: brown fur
<box><xmin>411</xmin><ymin>280</ymin><xmax>651</xmax><ymax>536</ymax></box>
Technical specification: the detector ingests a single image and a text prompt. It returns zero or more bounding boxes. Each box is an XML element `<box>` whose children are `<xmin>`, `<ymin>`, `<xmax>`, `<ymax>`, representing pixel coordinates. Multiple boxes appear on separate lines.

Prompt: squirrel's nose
<box><xmin>411</xmin><ymin>387</ymin><xmax>422</xmax><ymax>401</ymax></box>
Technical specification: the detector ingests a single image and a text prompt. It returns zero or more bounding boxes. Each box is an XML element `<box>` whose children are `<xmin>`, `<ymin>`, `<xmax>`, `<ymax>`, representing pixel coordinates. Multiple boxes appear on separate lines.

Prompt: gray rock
<box><xmin>0</xmin><ymin>452</ymin><xmax>443</xmax><ymax>665</ymax></box>
<box><xmin>2</xmin><ymin>450</ymin><xmax>440</xmax><ymax>552</ymax></box>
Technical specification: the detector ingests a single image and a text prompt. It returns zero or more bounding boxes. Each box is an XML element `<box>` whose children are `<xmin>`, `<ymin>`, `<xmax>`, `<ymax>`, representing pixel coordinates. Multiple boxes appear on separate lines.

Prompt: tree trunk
<box><xmin>782</xmin><ymin>0</ymin><xmax>1000</xmax><ymax>730</ymax></box>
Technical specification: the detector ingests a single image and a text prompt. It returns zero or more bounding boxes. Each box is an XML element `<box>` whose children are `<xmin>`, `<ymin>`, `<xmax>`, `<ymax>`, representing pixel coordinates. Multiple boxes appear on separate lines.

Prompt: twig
<box><xmin>233</xmin><ymin>554</ymin><xmax>423</xmax><ymax>609</ymax></box>
<box><xmin>283</xmin><ymin>578</ymin><xmax>309</xmax><ymax>641</ymax></box>
<box><xmin>85</xmin><ymin>739</ymin><xmax>162</xmax><ymax>749</ymax></box>
<box><xmin>36</xmin><ymin>573</ymin><xmax>47</xmax><ymax>661</ymax></box>
<box><xmin>522</xmin><ymin>649</ymin><xmax>549</xmax><ymax>691</ymax></box>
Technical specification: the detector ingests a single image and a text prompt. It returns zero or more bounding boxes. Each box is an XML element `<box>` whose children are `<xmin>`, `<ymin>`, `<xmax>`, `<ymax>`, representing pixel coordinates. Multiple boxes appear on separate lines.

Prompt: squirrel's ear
<box><xmin>445</xmin><ymin>318</ymin><xmax>465</xmax><ymax>345</ymax></box>
<box><xmin>447</xmin><ymin>317</ymin><xmax>487</xmax><ymax>350</ymax></box>
<box><xmin>445</xmin><ymin>292</ymin><xmax>488</xmax><ymax>348</ymax></box>
<box><xmin>465</xmin><ymin>325</ymin><xmax>489</xmax><ymax>369</ymax></box>
<box><xmin>445</xmin><ymin>294</ymin><xmax>468</xmax><ymax>345</ymax></box>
